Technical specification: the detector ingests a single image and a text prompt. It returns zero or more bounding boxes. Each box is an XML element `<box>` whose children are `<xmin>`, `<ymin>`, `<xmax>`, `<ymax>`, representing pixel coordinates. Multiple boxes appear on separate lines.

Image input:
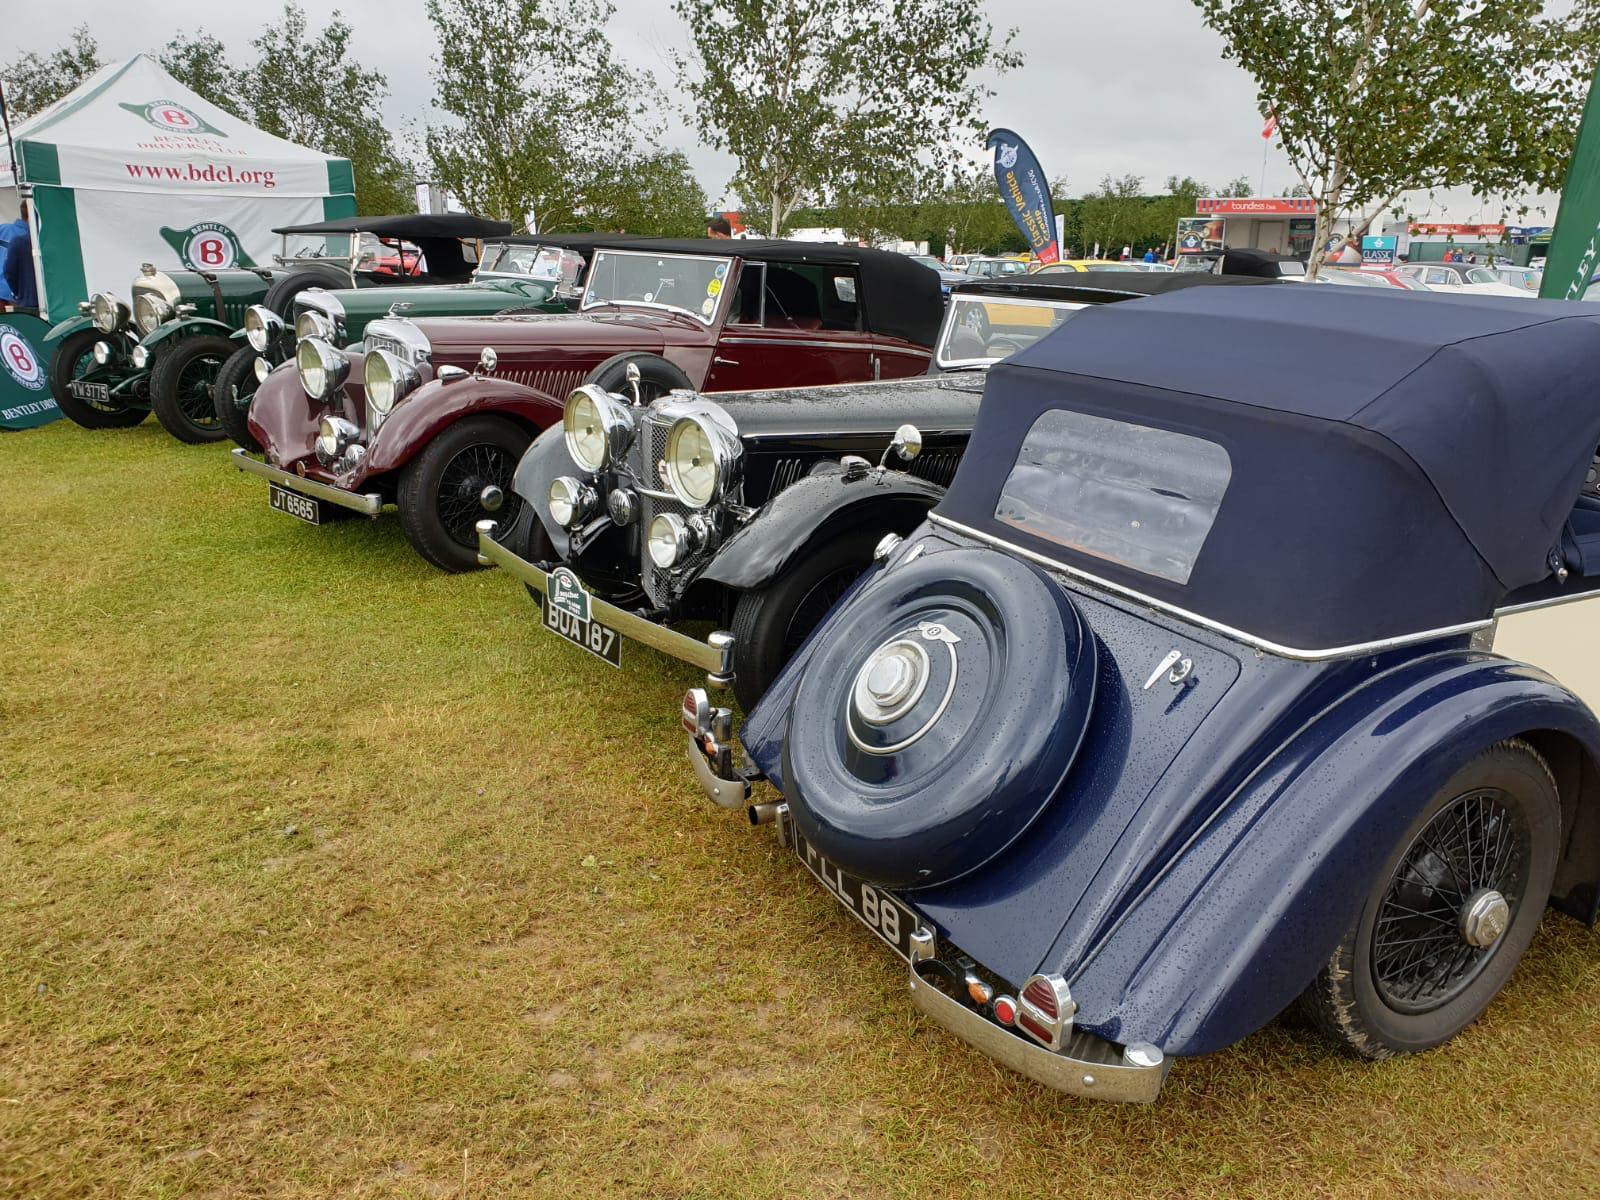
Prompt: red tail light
<box><xmin>1022</xmin><ymin>977</ymin><xmax>1059</xmax><ymax>1020</ymax></box>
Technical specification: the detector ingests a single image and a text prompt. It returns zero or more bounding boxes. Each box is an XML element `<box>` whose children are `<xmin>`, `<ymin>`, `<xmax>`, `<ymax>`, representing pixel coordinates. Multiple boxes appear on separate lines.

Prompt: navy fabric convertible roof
<box><xmin>941</xmin><ymin>285</ymin><xmax>1600</xmax><ymax>650</ymax></box>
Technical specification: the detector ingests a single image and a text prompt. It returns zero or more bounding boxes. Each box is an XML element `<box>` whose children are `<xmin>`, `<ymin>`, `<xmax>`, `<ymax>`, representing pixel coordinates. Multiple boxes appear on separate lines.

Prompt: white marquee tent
<box><xmin>1</xmin><ymin>55</ymin><xmax>355</xmax><ymax>321</ymax></box>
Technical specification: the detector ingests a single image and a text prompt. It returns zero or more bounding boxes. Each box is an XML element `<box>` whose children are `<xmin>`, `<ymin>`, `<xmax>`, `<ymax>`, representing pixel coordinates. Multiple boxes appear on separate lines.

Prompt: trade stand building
<box><xmin>1179</xmin><ymin>197</ymin><xmax>1357</xmax><ymax>261</ymax></box>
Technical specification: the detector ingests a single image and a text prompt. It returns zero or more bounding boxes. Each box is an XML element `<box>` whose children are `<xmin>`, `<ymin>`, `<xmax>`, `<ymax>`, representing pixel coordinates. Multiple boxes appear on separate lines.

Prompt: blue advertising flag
<box><xmin>986</xmin><ymin>129</ymin><xmax>1059</xmax><ymax>264</ymax></box>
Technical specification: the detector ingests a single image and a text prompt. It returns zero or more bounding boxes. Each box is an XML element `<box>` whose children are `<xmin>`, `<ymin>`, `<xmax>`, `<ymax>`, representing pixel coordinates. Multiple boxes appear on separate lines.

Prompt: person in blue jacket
<box><xmin>0</xmin><ymin>200</ymin><xmax>39</xmax><ymax>309</ymax></box>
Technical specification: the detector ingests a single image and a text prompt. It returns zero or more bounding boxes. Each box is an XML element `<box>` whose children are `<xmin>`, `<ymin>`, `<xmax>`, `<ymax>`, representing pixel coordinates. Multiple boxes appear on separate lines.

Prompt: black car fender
<box><xmin>700</xmin><ymin>465</ymin><xmax>946</xmax><ymax>592</ymax></box>
<box><xmin>512</xmin><ymin>423</ymin><xmax>583</xmax><ymax>558</ymax></box>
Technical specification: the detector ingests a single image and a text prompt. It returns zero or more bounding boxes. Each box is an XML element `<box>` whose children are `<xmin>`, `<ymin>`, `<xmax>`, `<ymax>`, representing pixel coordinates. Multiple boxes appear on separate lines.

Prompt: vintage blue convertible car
<box><xmin>684</xmin><ymin>285</ymin><xmax>1600</xmax><ymax>1102</ymax></box>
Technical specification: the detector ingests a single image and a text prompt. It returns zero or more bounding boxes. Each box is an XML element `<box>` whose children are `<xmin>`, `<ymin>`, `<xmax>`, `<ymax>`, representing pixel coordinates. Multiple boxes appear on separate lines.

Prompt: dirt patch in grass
<box><xmin>3</xmin><ymin>422</ymin><xmax>1599</xmax><ymax>1199</ymax></box>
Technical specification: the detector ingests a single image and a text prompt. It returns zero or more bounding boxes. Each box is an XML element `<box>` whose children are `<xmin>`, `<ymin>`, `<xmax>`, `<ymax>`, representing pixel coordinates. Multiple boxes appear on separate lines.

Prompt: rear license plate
<box><xmin>538</xmin><ymin>566</ymin><xmax>621</xmax><ymax>668</ymax></box>
<box><xmin>68</xmin><ymin>380</ymin><xmax>110</xmax><ymax>402</ymax></box>
<box><xmin>269</xmin><ymin>483</ymin><xmax>322</xmax><ymax>525</ymax></box>
<box><xmin>791</xmin><ymin>822</ymin><xmax>926</xmax><ymax>961</ymax></box>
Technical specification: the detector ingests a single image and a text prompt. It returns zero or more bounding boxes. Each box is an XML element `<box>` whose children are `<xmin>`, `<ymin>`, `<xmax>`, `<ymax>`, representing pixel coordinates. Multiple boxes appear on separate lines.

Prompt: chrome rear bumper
<box><xmin>475</xmin><ymin>520</ymin><xmax>736</xmax><ymax>687</ymax></box>
<box><xmin>230</xmin><ymin>448</ymin><xmax>383</xmax><ymax>516</ymax></box>
<box><xmin>907</xmin><ymin>930</ymin><xmax>1170</xmax><ymax>1103</ymax></box>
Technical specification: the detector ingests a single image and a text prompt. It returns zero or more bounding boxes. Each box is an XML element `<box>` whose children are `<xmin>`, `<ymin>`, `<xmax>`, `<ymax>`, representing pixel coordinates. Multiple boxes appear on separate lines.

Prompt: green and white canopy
<box><xmin>1</xmin><ymin>55</ymin><xmax>356</xmax><ymax>321</ymax></box>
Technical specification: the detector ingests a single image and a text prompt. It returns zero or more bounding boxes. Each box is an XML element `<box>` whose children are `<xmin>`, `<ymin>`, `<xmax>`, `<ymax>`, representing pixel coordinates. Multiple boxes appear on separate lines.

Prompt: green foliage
<box><xmin>671</xmin><ymin>0</ymin><xmax>1021</xmax><ymax>237</ymax></box>
<box><xmin>0</xmin><ymin>24</ymin><xmax>102</xmax><ymax>121</ymax></box>
<box><xmin>159</xmin><ymin>34</ymin><xmax>243</xmax><ymax>122</ymax></box>
<box><xmin>242</xmin><ymin>5</ymin><xmax>412</xmax><ymax>214</ymax></box>
<box><xmin>1194</xmin><ymin>0</ymin><xmax>1592</xmax><ymax>274</ymax></box>
<box><xmin>424</xmin><ymin>0</ymin><xmax>657</xmax><ymax>231</ymax></box>
<box><xmin>584</xmin><ymin>151</ymin><xmax>710</xmax><ymax>237</ymax></box>
<box><xmin>159</xmin><ymin>6</ymin><xmax>413</xmax><ymax>215</ymax></box>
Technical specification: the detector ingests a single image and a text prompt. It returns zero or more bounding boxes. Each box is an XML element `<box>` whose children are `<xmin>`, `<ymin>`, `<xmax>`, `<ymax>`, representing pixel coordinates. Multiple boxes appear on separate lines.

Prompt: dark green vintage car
<box><xmin>45</xmin><ymin>213</ymin><xmax>513</xmax><ymax>443</ymax></box>
<box><xmin>216</xmin><ymin>237</ymin><xmax>596</xmax><ymax>452</ymax></box>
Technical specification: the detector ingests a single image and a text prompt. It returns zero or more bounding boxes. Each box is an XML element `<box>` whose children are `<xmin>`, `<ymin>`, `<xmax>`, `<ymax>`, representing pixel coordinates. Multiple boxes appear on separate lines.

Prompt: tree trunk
<box><xmin>770</xmin><ymin>187</ymin><xmax>782</xmax><ymax>239</ymax></box>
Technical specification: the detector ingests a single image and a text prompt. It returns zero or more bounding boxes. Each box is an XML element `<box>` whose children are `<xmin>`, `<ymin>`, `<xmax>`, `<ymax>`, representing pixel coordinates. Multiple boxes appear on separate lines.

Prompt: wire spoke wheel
<box><xmin>1371</xmin><ymin>787</ymin><xmax>1530</xmax><ymax>1014</ymax></box>
<box><xmin>781</xmin><ymin>566</ymin><xmax>863</xmax><ymax>659</ymax></box>
<box><xmin>435</xmin><ymin>442</ymin><xmax>521</xmax><ymax>548</ymax></box>
<box><xmin>176</xmin><ymin>355</ymin><xmax>223</xmax><ymax>426</ymax></box>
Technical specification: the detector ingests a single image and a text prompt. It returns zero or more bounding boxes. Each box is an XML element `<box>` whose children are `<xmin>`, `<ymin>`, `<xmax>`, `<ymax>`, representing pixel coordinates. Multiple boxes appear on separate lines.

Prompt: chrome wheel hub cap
<box><xmin>853</xmin><ymin>638</ymin><xmax>930</xmax><ymax>726</ymax></box>
<box><xmin>1460</xmin><ymin>889</ymin><xmax>1510</xmax><ymax>949</ymax></box>
<box><xmin>479</xmin><ymin>484</ymin><xmax>505</xmax><ymax>513</ymax></box>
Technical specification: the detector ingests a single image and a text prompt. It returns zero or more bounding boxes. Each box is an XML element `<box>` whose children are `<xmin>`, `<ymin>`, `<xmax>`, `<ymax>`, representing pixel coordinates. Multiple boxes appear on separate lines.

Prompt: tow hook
<box><xmin>682</xmin><ymin>688</ymin><xmax>752</xmax><ymax>808</ymax></box>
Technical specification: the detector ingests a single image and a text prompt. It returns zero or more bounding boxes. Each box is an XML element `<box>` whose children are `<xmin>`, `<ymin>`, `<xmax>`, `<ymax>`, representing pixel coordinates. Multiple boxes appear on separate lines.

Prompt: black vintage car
<box><xmin>477</xmin><ymin>272</ymin><xmax>1270</xmax><ymax>708</ymax></box>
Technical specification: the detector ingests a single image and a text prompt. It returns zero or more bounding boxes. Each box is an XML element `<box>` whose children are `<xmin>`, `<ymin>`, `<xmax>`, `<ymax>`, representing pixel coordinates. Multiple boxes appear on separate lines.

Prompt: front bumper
<box><xmin>475</xmin><ymin>520</ymin><xmax>736</xmax><ymax>688</ymax></box>
<box><xmin>230</xmin><ymin>448</ymin><xmax>383</xmax><ymax>516</ymax></box>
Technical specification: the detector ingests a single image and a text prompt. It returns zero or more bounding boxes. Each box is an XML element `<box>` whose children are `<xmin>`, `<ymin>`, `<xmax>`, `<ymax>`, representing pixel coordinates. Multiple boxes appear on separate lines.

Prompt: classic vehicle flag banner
<box><xmin>0</xmin><ymin>313</ymin><xmax>62</xmax><ymax>430</ymax></box>
<box><xmin>986</xmin><ymin>129</ymin><xmax>1060</xmax><ymax>265</ymax></box>
<box><xmin>1541</xmin><ymin>61</ymin><xmax>1600</xmax><ymax>300</ymax></box>
<box><xmin>0</xmin><ymin>55</ymin><xmax>355</xmax><ymax>321</ymax></box>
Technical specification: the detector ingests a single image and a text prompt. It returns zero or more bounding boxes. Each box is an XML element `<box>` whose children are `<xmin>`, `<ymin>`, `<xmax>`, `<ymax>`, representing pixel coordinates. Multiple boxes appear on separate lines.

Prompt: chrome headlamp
<box><xmin>363</xmin><ymin>347</ymin><xmax>419</xmax><ymax>419</ymax></box>
<box><xmin>664</xmin><ymin>412</ymin><xmax>742</xmax><ymax>508</ymax></box>
<box><xmin>562</xmin><ymin>385</ymin><xmax>635</xmax><ymax>472</ymax></box>
<box><xmin>647</xmin><ymin>513</ymin><xmax>692</xmax><ymax>568</ymax></box>
<box><xmin>133</xmin><ymin>292</ymin><xmax>174</xmax><ymax>335</ymax></box>
<box><xmin>91</xmin><ymin>293</ymin><xmax>125</xmax><ymax>334</ymax></box>
<box><xmin>296</xmin><ymin>337</ymin><xmax>348</xmax><ymax>401</ymax></box>
<box><xmin>295</xmin><ymin>310</ymin><xmax>337</xmax><ymax>343</ymax></box>
<box><xmin>314</xmin><ymin>415</ymin><xmax>361</xmax><ymax>468</ymax></box>
<box><xmin>244</xmin><ymin>305</ymin><xmax>283</xmax><ymax>353</ymax></box>
<box><xmin>547</xmin><ymin>475</ymin><xmax>597</xmax><ymax>528</ymax></box>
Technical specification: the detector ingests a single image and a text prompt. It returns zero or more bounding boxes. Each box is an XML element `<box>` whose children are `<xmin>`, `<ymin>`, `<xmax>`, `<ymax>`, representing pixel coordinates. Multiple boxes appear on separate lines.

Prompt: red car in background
<box><xmin>233</xmin><ymin>235</ymin><xmax>945</xmax><ymax>572</ymax></box>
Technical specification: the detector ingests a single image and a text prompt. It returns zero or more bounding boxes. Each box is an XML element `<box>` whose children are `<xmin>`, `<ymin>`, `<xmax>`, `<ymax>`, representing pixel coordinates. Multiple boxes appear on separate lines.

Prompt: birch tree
<box><xmin>1194</xmin><ymin>0</ymin><xmax>1586</xmax><ymax>276</ymax></box>
<box><xmin>672</xmin><ymin>0</ymin><xmax>1021</xmax><ymax>238</ymax></box>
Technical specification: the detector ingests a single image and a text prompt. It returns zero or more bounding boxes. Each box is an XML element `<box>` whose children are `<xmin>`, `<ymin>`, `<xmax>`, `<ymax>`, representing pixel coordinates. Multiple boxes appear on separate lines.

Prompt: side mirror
<box><xmin>880</xmin><ymin>423</ymin><xmax>923</xmax><ymax>468</ymax></box>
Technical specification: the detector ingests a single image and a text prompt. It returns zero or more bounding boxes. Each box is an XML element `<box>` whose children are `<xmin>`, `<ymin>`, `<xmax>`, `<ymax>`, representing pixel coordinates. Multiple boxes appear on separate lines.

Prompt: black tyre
<box><xmin>261</xmin><ymin>268</ymin><xmax>347</xmax><ymax>318</ymax></box>
<box><xmin>585</xmin><ymin>352</ymin><xmax>693</xmax><ymax>403</ymax></box>
<box><xmin>149</xmin><ymin>335</ymin><xmax>234</xmax><ymax>444</ymax></box>
<box><xmin>1298</xmin><ymin>739</ymin><xmax>1559</xmax><ymax>1060</ymax></box>
<box><xmin>397</xmin><ymin>416</ymin><xmax>531</xmax><ymax>572</ymax></box>
<box><xmin>48</xmin><ymin>330</ymin><xmax>147</xmax><ymax>429</ymax></box>
<box><xmin>212</xmin><ymin>345</ymin><xmax>265</xmax><ymax>452</ymax></box>
<box><xmin>729</xmin><ymin>528</ymin><xmax>884</xmax><ymax>710</ymax></box>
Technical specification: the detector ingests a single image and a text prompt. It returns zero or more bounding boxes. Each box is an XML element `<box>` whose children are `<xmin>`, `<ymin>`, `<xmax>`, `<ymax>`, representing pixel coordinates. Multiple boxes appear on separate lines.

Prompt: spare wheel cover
<box><xmin>781</xmin><ymin>547</ymin><xmax>1094</xmax><ymax>890</ymax></box>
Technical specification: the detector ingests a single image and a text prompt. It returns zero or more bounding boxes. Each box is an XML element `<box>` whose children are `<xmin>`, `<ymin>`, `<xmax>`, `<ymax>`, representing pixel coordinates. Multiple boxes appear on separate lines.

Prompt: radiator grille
<box><xmin>636</xmin><ymin>410</ymin><xmax>694</xmax><ymax>608</ymax></box>
<box><xmin>910</xmin><ymin>449</ymin><xmax>963</xmax><ymax>487</ymax></box>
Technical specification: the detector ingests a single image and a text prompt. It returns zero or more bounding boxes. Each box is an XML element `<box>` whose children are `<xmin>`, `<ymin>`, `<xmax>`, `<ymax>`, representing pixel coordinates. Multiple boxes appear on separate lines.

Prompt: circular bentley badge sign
<box><xmin>182</xmin><ymin>223</ymin><xmax>238</xmax><ymax>269</ymax></box>
<box><xmin>0</xmin><ymin>330</ymin><xmax>46</xmax><ymax>390</ymax></box>
<box><xmin>150</xmin><ymin>102</ymin><xmax>202</xmax><ymax>131</ymax></box>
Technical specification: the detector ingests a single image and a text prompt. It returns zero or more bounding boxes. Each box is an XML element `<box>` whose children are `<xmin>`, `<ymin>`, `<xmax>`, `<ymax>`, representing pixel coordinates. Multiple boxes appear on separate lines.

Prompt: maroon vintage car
<box><xmin>232</xmin><ymin>236</ymin><xmax>944</xmax><ymax>571</ymax></box>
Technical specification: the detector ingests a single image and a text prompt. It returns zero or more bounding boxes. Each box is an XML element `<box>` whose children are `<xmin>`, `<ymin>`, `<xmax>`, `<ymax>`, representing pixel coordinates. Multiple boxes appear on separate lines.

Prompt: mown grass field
<box><xmin>3</xmin><ymin>419</ymin><xmax>1600</xmax><ymax>1199</ymax></box>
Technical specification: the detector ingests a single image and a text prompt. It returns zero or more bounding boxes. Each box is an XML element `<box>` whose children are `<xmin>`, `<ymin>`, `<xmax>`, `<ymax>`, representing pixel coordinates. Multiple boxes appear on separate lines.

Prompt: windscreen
<box><xmin>581</xmin><ymin>250</ymin><xmax>733</xmax><ymax>323</ymax></box>
<box><xmin>936</xmin><ymin>296</ymin><xmax>1086</xmax><ymax>369</ymax></box>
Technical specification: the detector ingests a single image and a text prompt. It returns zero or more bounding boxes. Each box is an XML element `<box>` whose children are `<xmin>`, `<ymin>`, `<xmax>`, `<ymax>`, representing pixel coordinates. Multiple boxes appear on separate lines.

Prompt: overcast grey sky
<box><xmin>9</xmin><ymin>0</ymin><xmax>1558</xmax><ymax>223</ymax></box>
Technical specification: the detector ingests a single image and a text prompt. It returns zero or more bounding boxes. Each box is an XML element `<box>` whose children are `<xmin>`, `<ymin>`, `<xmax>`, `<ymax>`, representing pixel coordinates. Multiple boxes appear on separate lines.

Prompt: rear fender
<box><xmin>142</xmin><ymin>317</ymin><xmax>234</xmax><ymax>351</ymax></box>
<box><xmin>1065</xmin><ymin>652</ymin><xmax>1600</xmax><ymax>1057</ymax></box>
<box><xmin>365</xmin><ymin>376</ymin><xmax>562</xmax><ymax>475</ymax></box>
<box><xmin>701</xmin><ymin>466</ymin><xmax>945</xmax><ymax>590</ymax></box>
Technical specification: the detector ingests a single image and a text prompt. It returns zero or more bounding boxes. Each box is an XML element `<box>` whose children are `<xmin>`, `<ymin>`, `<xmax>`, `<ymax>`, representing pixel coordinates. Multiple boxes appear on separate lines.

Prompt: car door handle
<box><xmin>713</xmin><ymin>356</ymin><xmax>740</xmax><ymax>367</ymax></box>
